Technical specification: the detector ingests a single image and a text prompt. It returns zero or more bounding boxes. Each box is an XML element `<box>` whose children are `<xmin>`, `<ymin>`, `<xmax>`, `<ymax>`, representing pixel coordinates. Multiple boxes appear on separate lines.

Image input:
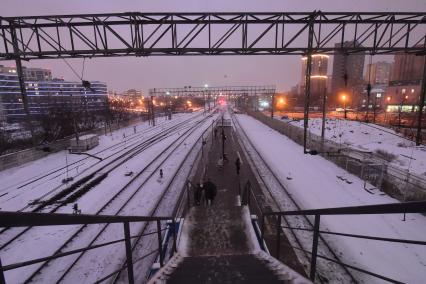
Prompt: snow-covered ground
<box><xmin>0</xmin><ymin>112</ymin><xmax>198</xmax><ymax>211</ymax></box>
<box><xmin>238</xmin><ymin>114</ymin><xmax>426</xmax><ymax>284</ymax></box>
<box><xmin>286</xmin><ymin>118</ymin><xmax>426</xmax><ymax>176</ymax></box>
<box><xmin>0</xmin><ymin>111</ymin><xmax>218</xmax><ymax>283</ymax></box>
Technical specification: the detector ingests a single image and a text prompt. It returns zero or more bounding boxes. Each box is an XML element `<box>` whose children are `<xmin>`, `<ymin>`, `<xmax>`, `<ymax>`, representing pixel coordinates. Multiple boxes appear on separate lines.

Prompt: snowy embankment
<box><xmin>238</xmin><ymin>114</ymin><xmax>426</xmax><ymax>284</ymax></box>
<box><xmin>286</xmin><ymin>118</ymin><xmax>426</xmax><ymax>176</ymax></box>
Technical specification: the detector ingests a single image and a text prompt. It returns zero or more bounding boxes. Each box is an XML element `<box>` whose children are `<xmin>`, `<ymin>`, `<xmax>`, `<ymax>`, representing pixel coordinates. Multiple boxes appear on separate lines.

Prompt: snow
<box><xmin>287</xmin><ymin>118</ymin><xmax>426</xmax><ymax>176</ymax></box>
<box><xmin>0</xmin><ymin>113</ymin><xmax>196</xmax><ymax>211</ymax></box>
<box><xmin>70</xmin><ymin>134</ymin><xmax>97</xmax><ymax>141</ymax></box>
<box><xmin>0</xmin><ymin>111</ymin><xmax>218</xmax><ymax>283</ymax></box>
<box><xmin>237</xmin><ymin>114</ymin><xmax>426</xmax><ymax>284</ymax></box>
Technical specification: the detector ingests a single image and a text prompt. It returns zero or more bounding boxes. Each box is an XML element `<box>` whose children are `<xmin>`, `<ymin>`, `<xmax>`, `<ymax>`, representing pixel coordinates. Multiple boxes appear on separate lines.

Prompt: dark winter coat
<box><xmin>204</xmin><ymin>181</ymin><xmax>217</xmax><ymax>200</ymax></box>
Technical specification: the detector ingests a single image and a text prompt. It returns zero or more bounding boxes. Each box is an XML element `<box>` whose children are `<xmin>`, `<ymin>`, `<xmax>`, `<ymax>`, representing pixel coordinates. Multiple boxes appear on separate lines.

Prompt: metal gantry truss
<box><xmin>149</xmin><ymin>85</ymin><xmax>276</xmax><ymax>98</ymax></box>
<box><xmin>0</xmin><ymin>12</ymin><xmax>425</xmax><ymax>60</ymax></box>
<box><xmin>1</xmin><ymin>11</ymin><xmax>425</xmax><ymax>148</ymax></box>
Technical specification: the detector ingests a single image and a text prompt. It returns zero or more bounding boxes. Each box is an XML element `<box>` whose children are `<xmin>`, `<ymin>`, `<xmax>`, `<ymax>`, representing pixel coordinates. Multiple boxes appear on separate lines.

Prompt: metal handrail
<box><xmin>263</xmin><ymin>200</ymin><xmax>426</xmax><ymax>216</ymax></box>
<box><xmin>0</xmin><ymin>211</ymin><xmax>175</xmax><ymax>284</ymax></box>
<box><xmin>261</xmin><ymin>201</ymin><xmax>426</xmax><ymax>282</ymax></box>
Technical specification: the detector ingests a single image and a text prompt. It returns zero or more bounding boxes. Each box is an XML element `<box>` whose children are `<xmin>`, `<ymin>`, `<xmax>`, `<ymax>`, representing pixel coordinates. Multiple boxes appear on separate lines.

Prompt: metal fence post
<box><xmin>276</xmin><ymin>215</ymin><xmax>281</xmax><ymax>259</ymax></box>
<box><xmin>186</xmin><ymin>182</ymin><xmax>191</xmax><ymax>210</ymax></box>
<box><xmin>310</xmin><ymin>214</ymin><xmax>321</xmax><ymax>281</ymax></box>
<box><xmin>123</xmin><ymin>222</ymin><xmax>134</xmax><ymax>284</ymax></box>
<box><xmin>0</xmin><ymin>258</ymin><xmax>5</xmax><ymax>284</ymax></box>
<box><xmin>157</xmin><ymin>220</ymin><xmax>164</xmax><ymax>267</ymax></box>
<box><xmin>261</xmin><ymin>215</ymin><xmax>266</xmax><ymax>250</ymax></box>
<box><xmin>172</xmin><ymin>219</ymin><xmax>177</xmax><ymax>253</ymax></box>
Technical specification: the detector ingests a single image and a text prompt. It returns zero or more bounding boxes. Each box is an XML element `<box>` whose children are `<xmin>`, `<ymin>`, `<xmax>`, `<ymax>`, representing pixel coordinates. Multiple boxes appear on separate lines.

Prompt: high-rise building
<box><xmin>390</xmin><ymin>52</ymin><xmax>424</xmax><ymax>83</ymax></box>
<box><xmin>299</xmin><ymin>54</ymin><xmax>329</xmax><ymax>105</ymax></box>
<box><xmin>364</xmin><ymin>61</ymin><xmax>392</xmax><ymax>85</ymax></box>
<box><xmin>0</xmin><ymin>65</ymin><xmax>108</xmax><ymax>122</ymax></box>
<box><xmin>386</xmin><ymin>52</ymin><xmax>425</xmax><ymax>110</ymax></box>
<box><xmin>331</xmin><ymin>41</ymin><xmax>365</xmax><ymax>106</ymax></box>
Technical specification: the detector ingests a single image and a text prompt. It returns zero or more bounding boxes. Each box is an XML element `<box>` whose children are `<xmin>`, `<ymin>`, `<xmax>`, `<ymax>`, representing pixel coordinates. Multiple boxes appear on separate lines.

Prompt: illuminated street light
<box><xmin>341</xmin><ymin>94</ymin><xmax>347</xmax><ymax>119</ymax></box>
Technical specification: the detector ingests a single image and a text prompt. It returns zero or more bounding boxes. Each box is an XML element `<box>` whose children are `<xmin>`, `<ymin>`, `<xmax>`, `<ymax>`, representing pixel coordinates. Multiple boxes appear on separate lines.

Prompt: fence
<box><xmin>246</xmin><ymin>110</ymin><xmax>426</xmax><ymax>201</ymax></box>
<box><xmin>0</xmin><ymin>117</ymin><xmax>143</xmax><ymax>171</ymax></box>
<box><xmin>0</xmin><ymin>211</ymin><xmax>176</xmax><ymax>284</ymax></box>
<box><xmin>262</xmin><ymin>201</ymin><xmax>426</xmax><ymax>283</ymax></box>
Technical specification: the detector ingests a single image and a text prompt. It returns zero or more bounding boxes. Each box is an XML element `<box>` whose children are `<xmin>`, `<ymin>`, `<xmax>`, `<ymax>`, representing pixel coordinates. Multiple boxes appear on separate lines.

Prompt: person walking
<box><xmin>235</xmin><ymin>157</ymin><xmax>241</xmax><ymax>175</ymax></box>
<box><xmin>217</xmin><ymin>156</ymin><xmax>224</xmax><ymax>170</ymax></box>
<box><xmin>204</xmin><ymin>179</ymin><xmax>217</xmax><ymax>206</ymax></box>
<box><xmin>194</xmin><ymin>183</ymin><xmax>204</xmax><ymax>206</ymax></box>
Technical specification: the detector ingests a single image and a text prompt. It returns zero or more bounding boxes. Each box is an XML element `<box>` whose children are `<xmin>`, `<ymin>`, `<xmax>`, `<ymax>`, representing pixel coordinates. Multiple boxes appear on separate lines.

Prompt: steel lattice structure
<box><xmin>149</xmin><ymin>85</ymin><xmax>276</xmax><ymax>97</ymax></box>
<box><xmin>0</xmin><ymin>12</ymin><xmax>425</xmax><ymax>60</ymax></box>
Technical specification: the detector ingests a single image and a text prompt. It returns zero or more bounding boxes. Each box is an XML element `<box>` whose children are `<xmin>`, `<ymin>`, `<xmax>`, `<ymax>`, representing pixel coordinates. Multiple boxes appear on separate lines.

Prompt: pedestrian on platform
<box><xmin>217</xmin><ymin>157</ymin><xmax>224</xmax><ymax>170</ymax></box>
<box><xmin>194</xmin><ymin>183</ymin><xmax>204</xmax><ymax>206</ymax></box>
<box><xmin>133</xmin><ymin>126</ymin><xmax>137</xmax><ymax>134</ymax></box>
<box><xmin>159</xmin><ymin>169</ymin><xmax>164</xmax><ymax>179</ymax></box>
<box><xmin>204</xmin><ymin>179</ymin><xmax>217</xmax><ymax>206</ymax></box>
<box><xmin>235</xmin><ymin>157</ymin><xmax>241</xmax><ymax>175</ymax></box>
<box><xmin>221</xmin><ymin>131</ymin><xmax>227</xmax><ymax>142</ymax></box>
<box><xmin>214</xmin><ymin>127</ymin><xmax>218</xmax><ymax>139</ymax></box>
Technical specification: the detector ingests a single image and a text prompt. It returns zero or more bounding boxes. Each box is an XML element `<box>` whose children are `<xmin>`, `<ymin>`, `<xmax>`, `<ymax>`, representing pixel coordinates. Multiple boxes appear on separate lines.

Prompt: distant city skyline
<box><xmin>1</xmin><ymin>0</ymin><xmax>425</xmax><ymax>93</ymax></box>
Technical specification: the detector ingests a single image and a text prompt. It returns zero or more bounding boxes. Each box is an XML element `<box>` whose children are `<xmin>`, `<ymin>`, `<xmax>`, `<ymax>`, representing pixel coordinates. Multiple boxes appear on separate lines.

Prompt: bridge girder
<box><xmin>0</xmin><ymin>11</ymin><xmax>425</xmax><ymax>60</ymax></box>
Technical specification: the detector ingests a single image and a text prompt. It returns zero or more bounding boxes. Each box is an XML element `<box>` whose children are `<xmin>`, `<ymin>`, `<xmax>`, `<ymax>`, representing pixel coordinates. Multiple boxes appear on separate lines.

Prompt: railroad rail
<box><xmin>230</xmin><ymin>111</ymin><xmax>356</xmax><ymax>283</ymax></box>
<box><xmin>0</xmin><ymin>112</ymin><xmax>217</xmax><ymax>283</ymax></box>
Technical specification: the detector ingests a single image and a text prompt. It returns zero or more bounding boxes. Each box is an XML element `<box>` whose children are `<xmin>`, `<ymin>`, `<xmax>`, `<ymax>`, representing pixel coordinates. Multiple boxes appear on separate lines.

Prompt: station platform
<box><xmin>149</xmin><ymin>117</ymin><xmax>310</xmax><ymax>283</ymax></box>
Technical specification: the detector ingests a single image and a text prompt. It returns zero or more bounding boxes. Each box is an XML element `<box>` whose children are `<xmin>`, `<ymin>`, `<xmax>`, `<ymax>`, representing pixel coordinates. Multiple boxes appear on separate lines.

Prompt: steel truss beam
<box><xmin>0</xmin><ymin>12</ymin><xmax>425</xmax><ymax>60</ymax></box>
<box><xmin>149</xmin><ymin>85</ymin><xmax>276</xmax><ymax>97</ymax></box>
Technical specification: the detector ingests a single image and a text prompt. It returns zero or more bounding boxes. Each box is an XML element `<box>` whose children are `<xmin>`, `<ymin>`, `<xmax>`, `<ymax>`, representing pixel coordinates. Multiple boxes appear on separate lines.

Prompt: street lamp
<box><xmin>203</xmin><ymin>84</ymin><xmax>209</xmax><ymax>112</ymax></box>
<box><xmin>399</xmin><ymin>94</ymin><xmax>409</xmax><ymax>128</ymax></box>
<box><xmin>385</xmin><ymin>96</ymin><xmax>391</xmax><ymax>124</ymax></box>
<box><xmin>165</xmin><ymin>91</ymin><xmax>172</xmax><ymax>120</ymax></box>
<box><xmin>342</xmin><ymin>94</ymin><xmax>347</xmax><ymax>119</ymax></box>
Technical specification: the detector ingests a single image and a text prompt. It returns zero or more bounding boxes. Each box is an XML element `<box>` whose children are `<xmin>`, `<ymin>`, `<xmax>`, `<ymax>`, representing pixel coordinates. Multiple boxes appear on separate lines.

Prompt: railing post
<box><xmin>0</xmin><ymin>258</ymin><xmax>5</xmax><ymax>284</ymax></box>
<box><xmin>247</xmin><ymin>188</ymin><xmax>251</xmax><ymax>208</ymax></box>
<box><xmin>276</xmin><ymin>215</ymin><xmax>281</xmax><ymax>259</ymax></box>
<box><xmin>186</xmin><ymin>182</ymin><xmax>191</xmax><ymax>210</ymax></box>
<box><xmin>171</xmin><ymin>219</ymin><xmax>177</xmax><ymax>253</ymax></box>
<box><xmin>310</xmin><ymin>214</ymin><xmax>321</xmax><ymax>281</ymax></box>
<box><xmin>123</xmin><ymin>222</ymin><xmax>134</xmax><ymax>284</ymax></box>
<box><xmin>157</xmin><ymin>220</ymin><xmax>164</xmax><ymax>267</ymax></box>
<box><xmin>261</xmin><ymin>215</ymin><xmax>265</xmax><ymax>251</ymax></box>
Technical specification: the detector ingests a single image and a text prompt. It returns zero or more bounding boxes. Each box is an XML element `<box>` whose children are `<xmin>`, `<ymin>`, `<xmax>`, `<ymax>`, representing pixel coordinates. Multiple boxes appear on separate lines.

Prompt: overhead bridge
<box><xmin>1</xmin><ymin>12</ymin><xmax>425</xmax><ymax>60</ymax></box>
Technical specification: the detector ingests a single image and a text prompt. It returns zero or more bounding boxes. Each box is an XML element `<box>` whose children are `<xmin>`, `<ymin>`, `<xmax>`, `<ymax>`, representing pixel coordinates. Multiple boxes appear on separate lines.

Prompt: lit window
<box><xmin>411</xmin><ymin>89</ymin><xmax>415</xmax><ymax>93</ymax></box>
<box><xmin>402</xmin><ymin>88</ymin><xmax>406</xmax><ymax>94</ymax></box>
<box><xmin>376</xmin><ymin>93</ymin><xmax>381</xmax><ymax>98</ymax></box>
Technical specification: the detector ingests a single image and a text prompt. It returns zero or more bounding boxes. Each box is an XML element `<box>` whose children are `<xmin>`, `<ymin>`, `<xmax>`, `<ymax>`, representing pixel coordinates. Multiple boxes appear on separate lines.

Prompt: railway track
<box><xmin>230</xmin><ymin>112</ymin><xmax>357</xmax><ymax>283</ymax></box>
<box><xmin>0</xmin><ymin>113</ymin><xmax>206</xmax><ymax>250</ymax></box>
<box><xmin>0</xmin><ymin>113</ymin><xmax>201</xmax><ymax>210</ymax></box>
<box><xmin>2</xmin><ymin>112</ymin><xmax>217</xmax><ymax>283</ymax></box>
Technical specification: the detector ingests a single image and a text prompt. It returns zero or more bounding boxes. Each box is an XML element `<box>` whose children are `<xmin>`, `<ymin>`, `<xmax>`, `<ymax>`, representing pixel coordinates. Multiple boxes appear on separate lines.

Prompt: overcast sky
<box><xmin>1</xmin><ymin>0</ymin><xmax>425</xmax><ymax>93</ymax></box>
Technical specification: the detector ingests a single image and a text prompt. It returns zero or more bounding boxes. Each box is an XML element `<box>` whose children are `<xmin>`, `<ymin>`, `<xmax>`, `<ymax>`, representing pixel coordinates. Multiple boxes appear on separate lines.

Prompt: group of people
<box><xmin>194</xmin><ymin>179</ymin><xmax>217</xmax><ymax>206</ymax></box>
